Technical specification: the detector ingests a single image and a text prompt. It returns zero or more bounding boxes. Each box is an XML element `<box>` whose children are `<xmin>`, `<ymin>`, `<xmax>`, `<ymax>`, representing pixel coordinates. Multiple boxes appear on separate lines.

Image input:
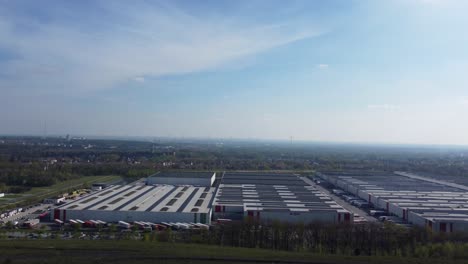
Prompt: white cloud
<box><xmin>400</xmin><ymin>0</ymin><xmax>468</xmax><ymax>9</ymax></box>
<box><xmin>458</xmin><ymin>97</ymin><xmax>468</xmax><ymax>106</ymax></box>
<box><xmin>317</xmin><ymin>64</ymin><xmax>329</xmax><ymax>69</ymax></box>
<box><xmin>0</xmin><ymin>2</ymin><xmax>323</xmax><ymax>94</ymax></box>
<box><xmin>134</xmin><ymin>76</ymin><xmax>145</xmax><ymax>83</ymax></box>
<box><xmin>367</xmin><ymin>104</ymin><xmax>401</xmax><ymax>110</ymax></box>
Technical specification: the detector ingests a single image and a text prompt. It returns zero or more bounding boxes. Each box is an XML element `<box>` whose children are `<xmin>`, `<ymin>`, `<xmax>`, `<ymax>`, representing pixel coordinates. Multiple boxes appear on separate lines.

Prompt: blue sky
<box><xmin>1</xmin><ymin>0</ymin><xmax>468</xmax><ymax>145</ymax></box>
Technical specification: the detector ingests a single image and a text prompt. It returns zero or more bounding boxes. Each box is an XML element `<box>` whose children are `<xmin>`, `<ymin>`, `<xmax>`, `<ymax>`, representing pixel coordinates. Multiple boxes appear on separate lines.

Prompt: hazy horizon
<box><xmin>4</xmin><ymin>133</ymin><xmax>468</xmax><ymax>150</ymax></box>
<box><xmin>2</xmin><ymin>0</ymin><xmax>468</xmax><ymax>145</ymax></box>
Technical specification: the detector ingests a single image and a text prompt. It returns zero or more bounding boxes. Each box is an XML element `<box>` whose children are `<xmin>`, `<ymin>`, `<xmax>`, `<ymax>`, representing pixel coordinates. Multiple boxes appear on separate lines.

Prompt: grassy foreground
<box><xmin>0</xmin><ymin>240</ymin><xmax>464</xmax><ymax>264</ymax></box>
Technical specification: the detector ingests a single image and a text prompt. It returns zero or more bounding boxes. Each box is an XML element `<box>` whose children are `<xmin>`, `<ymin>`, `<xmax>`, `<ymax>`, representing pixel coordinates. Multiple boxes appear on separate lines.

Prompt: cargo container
<box><xmin>190</xmin><ymin>223</ymin><xmax>209</xmax><ymax>230</ymax></box>
<box><xmin>84</xmin><ymin>221</ymin><xmax>96</xmax><ymax>228</ymax></box>
<box><xmin>152</xmin><ymin>223</ymin><xmax>167</xmax><ymax>231</ymax></box>
<box><xmin>134</xmin><ymin>221</ymin><xmax>147</xmax><ymax>230</ymax></box>
<box><xmin>216</xmin><ymin>218</ymin><xmax>233</xmax><ymax>225</ymax></box>
<box><xmin>96</xmin><ymin>220</ymin><xmax>107</xmax><ymax>226</ymax></box>
<box><xmin>118</xmin><ymin>220</ymin><xmax>131</xmax><ymax>229</ymax></box>
<box><xmin>160</xmin><ymin>222</ymin><xmax>173</xmax><ymax>229</ymax></box>
<box><xmin>175</xmin><ymin>222</ymin><xmax>190</xmax><ymax>230</ymax></box>
<box><xmin>196</xmin><ymin>223</ymin><xmax>210</xmax><ymax>230</ymax></box>
<box><xmin>38</xmin><ymin>212</ymin><xmax>50</xmax><ymax>222</ymax></box>
<box><xmin>23</xmin><ymin>219</ymin><xmax>40</xmax><ymax>228</ymax></box>
<box><xmin>168</xmin><ymin>222</ymin><xmax>180</xmax><ymax>230</ymax></box>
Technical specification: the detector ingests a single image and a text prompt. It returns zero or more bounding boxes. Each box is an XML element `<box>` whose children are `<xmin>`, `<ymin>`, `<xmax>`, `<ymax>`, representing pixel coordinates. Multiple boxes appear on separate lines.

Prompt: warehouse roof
<box><xmin>213</xmin><ymin>172</ymin><xmax>347</xmax><ymax>213</ymax></box>
<box><xmin>59</xmin><ymin>184</ymin><xmax>215</xmax><ymax>213</ymax></box>
<box><xmin>321</xmin><ymin>171</ymin><xmax>464</xmax><ymax>193</ymax></box>
<box><xmin>147</xmin><ymin>171</ymin><xmax>215</xmax><ymax>179</ymax></box>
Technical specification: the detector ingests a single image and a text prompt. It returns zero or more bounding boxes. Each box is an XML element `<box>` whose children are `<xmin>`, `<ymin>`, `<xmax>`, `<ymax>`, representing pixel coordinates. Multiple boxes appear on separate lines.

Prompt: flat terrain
<box><xmin>0</xmin><ymin>240</ymin><xmax>463</xmax><ymax>264</ymax></box>
<box><xmin>0</xmin><ymin>175</ymin><xmax>121</xmax><ymax>209</ymax></box>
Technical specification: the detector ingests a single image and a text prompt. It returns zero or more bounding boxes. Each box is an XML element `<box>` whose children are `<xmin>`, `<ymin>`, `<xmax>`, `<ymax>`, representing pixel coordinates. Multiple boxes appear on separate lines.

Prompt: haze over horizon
<box><xmin>2</xmin><ymin>0</ymin><xmax>468</xmax><ymax>145</ymax></box>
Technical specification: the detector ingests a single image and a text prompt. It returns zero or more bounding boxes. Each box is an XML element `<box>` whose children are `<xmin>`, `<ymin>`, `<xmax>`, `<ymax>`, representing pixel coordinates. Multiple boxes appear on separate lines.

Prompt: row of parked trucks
<box><xmin>0</xmin><ymin>208</ymin><xmax>23</xmax><ymax>220</ymax></box>
<box><xmin>331</xmin><ymin>188</ymin><xmax>411</xmax><ymax>227</ymax></box>
<box><xmin>54</xmin><ymin>218</ymin><xmax>210</xmax><ymax>231</ymax></box>
<box><xmin>332</xmin><ymin>189</ymin><xmax>372</xmax><ymax>209</ymax></box>
<box><xmin>118</xmin><ymin>220</ymin><xmax>210</xmax><ymax>231</ymax></box>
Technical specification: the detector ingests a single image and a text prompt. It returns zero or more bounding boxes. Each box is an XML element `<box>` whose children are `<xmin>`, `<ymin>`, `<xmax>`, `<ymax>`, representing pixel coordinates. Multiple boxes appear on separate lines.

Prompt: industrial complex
<box><xmin>317</xmin><ymin>171</ymin><xmax>468</xmax><ymax>233</ymax></box>
<box><xmin>11</xmin><ymin>169</ymin><xmax>468</xmax><ymax>233</ymax></box>
<box><xmin>51</xmin><ymin>171</ymin><xmax>353</xmax><ymax>225</ymax></box>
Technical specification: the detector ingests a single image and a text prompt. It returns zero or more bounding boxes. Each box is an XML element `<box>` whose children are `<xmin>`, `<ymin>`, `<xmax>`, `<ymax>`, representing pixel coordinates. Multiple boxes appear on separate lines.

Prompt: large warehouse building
<box><xmin>318</xmin><ymin>171</ymin><xmax>468</xmax><ymax>233</ymax></box>
<box><xmin>53</xmin><ymin>171</ymin><xmax>352</xmax><ymax>225</ymax></box>
<box><xmin>146</xmin><ymin>172</ymin><xmax>216</xmax><ymax>187</ymax></box>
<box><xmin>54</xmin><ymin>182</ymin><xmax>215</xmax><ymax>224</ymax></box>
<box><xmin>213</xmin><ymin>172</ymin><xmax>353</xmax><ymax>224</ymax></box>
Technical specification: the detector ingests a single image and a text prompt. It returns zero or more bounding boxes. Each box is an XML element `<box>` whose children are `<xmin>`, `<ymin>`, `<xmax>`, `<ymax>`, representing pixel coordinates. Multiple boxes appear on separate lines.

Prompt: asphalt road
<box><xmin>300</xmin><ymin>177</ymin><xmax>377</xmax><ymax>222</ymax></box>
<box><xmin>1</xmin><ymin>203</ymin><xmax>51</xmax><ymax>224</ymax></box>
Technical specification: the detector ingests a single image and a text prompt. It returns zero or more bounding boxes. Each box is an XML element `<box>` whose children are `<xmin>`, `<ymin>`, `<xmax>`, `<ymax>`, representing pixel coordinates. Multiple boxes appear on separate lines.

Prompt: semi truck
<box><xmin>118</xmin><ymin>220</ymin><xmax>131</xmax><ymax>229</ymax></box>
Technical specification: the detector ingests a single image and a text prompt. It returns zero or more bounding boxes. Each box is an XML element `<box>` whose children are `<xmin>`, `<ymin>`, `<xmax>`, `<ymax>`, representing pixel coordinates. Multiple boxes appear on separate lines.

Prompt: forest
<box><xmin>1</xmin><ymin>136</ymin><xmax>468</xmax><ymax>193</ymax></box>
<box><xmin>152</xmin><ymin>219</ymin><xmax>468</xmax><ymax>259</ymax></box>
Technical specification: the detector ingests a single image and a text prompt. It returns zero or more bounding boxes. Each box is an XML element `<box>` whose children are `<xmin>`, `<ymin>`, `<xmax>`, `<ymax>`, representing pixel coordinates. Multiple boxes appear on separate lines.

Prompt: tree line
<box><xmin>153</xmin><ymin>220</ymin><xmax>468</xmax><ymax>260</ymax></box>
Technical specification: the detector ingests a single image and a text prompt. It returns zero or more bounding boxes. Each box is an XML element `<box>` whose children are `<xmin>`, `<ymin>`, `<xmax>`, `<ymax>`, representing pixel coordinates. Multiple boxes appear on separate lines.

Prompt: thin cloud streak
<box><xmin>0</xmin><ymin>2</ymin><xmax>324</xmax><ymax>94</ymax></box>
<box><xmin>317</xmin><ymin>64</ymin><xmax>329</xmax><ymax>69</ymax></box>
<box><xmin>367</xmin><ymin>104</ymin><xmax>401</xmax><ymax>110</ymax></box>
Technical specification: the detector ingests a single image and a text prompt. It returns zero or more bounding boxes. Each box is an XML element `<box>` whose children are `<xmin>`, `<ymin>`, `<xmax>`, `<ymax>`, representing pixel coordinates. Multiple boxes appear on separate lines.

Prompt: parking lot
<box><xmin>0</xmin><ymin>203</ymin><xmax>52</xmax><ymax>225</ymax></box>
<box><xmin>301</xmin><ymin>176</ymin><xmax>377</xmax><ymax>223</ymax></box>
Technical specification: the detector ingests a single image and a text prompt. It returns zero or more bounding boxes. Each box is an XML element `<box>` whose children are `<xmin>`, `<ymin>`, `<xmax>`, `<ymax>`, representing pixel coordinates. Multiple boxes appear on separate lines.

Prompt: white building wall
<box><xmin>368</xmin><ymin>194</ymin><xmax>380</xmax><ymax>206</ymax></box>
<box><xmin>146</xmin><ymin>173</ymin><xmax>215</xmax><ymax>187</ymax></box>
<box><xmin>377</xmin><ymin>198</ymin><xmax>389</xmax><ymax>211</ymax></box>
<box><xmin>348</xmin><ymin>185</ymin><xmax>358</xmax><ymax>196</ymax></box>
<box><xmin>242</xmin><ymin>210</ymin><xmax>353</xmax><ymax>224</ymax></box>
<box><xmin>407</xmin><ymin>212</ymin><xmax>426</xmax><ymax>227</ymax></box>
<box><xmin>452</xmin><ymin>221</ymin><xmax>468</xmax><ymax>233</ymax></box>
<box><xmin>246</xmin><ymin>210</ymin><xmax>337</xmax><ymax>223</ymax></box>
<box><xmin>57</xmin><ymin>209</ymin><xmax>211</xmax><ymax>224</ymax></box>
<box><xmin>388</xmin><ymin>203</ymin><xmax>407</xmax><ymax>220</ymax></box>
<box><xmin>336</xmin><ymin>180</ymin><xmax>347</xmax><ymax>190</ymax></box>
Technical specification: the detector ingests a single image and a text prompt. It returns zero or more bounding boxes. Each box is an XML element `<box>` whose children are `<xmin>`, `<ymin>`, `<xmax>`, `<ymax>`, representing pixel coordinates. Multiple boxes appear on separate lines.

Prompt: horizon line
<box><xmin>2</xmin><ymin>133</ymin><xmax>468</xmax><ymax>149</ymax></box>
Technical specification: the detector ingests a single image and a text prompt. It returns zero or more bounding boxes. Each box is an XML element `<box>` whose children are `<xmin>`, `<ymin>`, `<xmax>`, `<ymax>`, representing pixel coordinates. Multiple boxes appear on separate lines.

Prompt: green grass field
<box><xmin>25</xmin><ymin>175</ymin><xmax>121</xmax><ymax>195</ymax></box>
<box><xmin>0</xmin><ymin>175</ymin><xmax>121</xmax><ymax>209</ymax></box>
<box><xmin>0</xmin><ymin>240</ymin><xmax>464</xmax><ymax>264</ymax></box>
